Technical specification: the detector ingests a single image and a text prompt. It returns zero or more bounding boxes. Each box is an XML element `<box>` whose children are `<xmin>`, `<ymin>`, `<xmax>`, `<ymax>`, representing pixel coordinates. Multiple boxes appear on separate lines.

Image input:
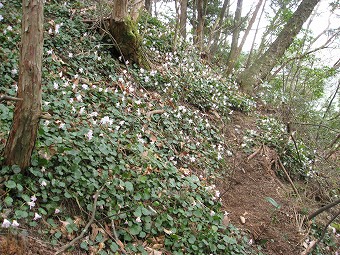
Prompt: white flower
<box><xmin>86</xmin><ymin>129</ymin><xmax>93</xmax><ymax>140</ymax></box>
<box><xmin>0</xmin><ymin>14</ymin><xmax>3</xmax><ymax>22</ymax></box>
<box><xmin>81</xmin><ymin>84</ymin><xmax>88</xmax><ymax>90</ymax></box>
<box><xmin>68</xmin><ymin>52</ymin><xmax>73</xmax><ymax>58</ymax></box>
<box><xmin>189</xmin><ymin>156</ymin><xmax>196</xmax><ymax>162</ymax></box>
<box><xmin>53</xmin><ymin>82</ymin><xmax>59</xmax><ymax>89</ymax></box>
<box><xmin>89</xmin><ymin>112</ymin><xmax>98</xmax><ymax>117</ymax></box>
<box><xmin>76</xmin><ymin>94</ymin><xmax>82</xmax><ymax>102</ymax></box>
<box><xmin>210</xmin><ymin>210</ymin><xmax>215</xmax><ymax>216</ymax></box>
<box><xmin>11</xmin><ymin>69</ymin><xmax>17</xmax><ymax>75</ymax></box>
<box><xmin>48</xmin><ymin>28</ymin><xmax>53</xmax><ymax>34</ymax></box>
<box><xmin>0</xmin><ymin>3</ymin><xmax>3</xmax><ymax>8</ymax></box>
<box><xmin>79</xmin><ymin>67</ymin><xmax>84</xmax><ymax>73</ymax></box>
<box><xmin>41</xmin><ymin>180</ymin><xmax>47</xmax><ymax>187</ymax></box>
<box><xmin>47</xmin><ymin>49</ymin><xmax>53</xmax><ymax>55</ymax></box>
<box><xmin>2</xmin><ymin>219</ymin><xmax>11</xmax><ymax>228</ymax></box>
<box><xmin>217</xmin><ymin>153</ymin><xmax>223</xmax><ymax>160</ymax></box>
<box><xmin>136</xmin><ymin>217</ymin><xmax>142</xmax><ymax>223</ymax></box>
<box><xmin>12</xmin><ymin>220</ymin><xmax>19</xmax><ymax>228</ymax></box>
<box><xmin>79</xmin><ymin>107</ymin><xmax>85</xmax><ymax>115</ymax></box>
<box><xmin>97</xmin><ymin>56</ymin><xmax>101</xmax><ymax>61</ymax></box>
<box><xmin>27</xmin><ymin>201</ymin><xmax>35</xmax><ymax>209</ymax></box>
<box><xmin>226</xmin><ymin>150</ymin><xmax>233</xmax><ymax>157</ymax></box>
<box><xmin>59</xmin><ymin>122</ymin><xmax>65</xmax><ymax>129</ymax></box>
<box><xmin>33</xmin><ymin>213</ymin><xmax>42</xmax><ymax>221</ymax></box>
<box><xmin>31</xmin><ymin>195</ymin><xmax>37</xmax><ymax>202</ymax></box>
<box><xmin>7</xmin><ymin>25</ymin><xmax>12</xmax><ymax>31</ymax></box>
<box><xmin>55</xmin><ymin>208</ymin><xmax>60</xmax><ymax>214</ymax></box>
<box><xmin>55</xmin><ymin>23</ymin><xmax>62</xmax><ymax>34</ymax></box>
<box><xmin>100</xmin><ymin>116</ymin><xmax>113</xmax><ymax>125</ymax></box>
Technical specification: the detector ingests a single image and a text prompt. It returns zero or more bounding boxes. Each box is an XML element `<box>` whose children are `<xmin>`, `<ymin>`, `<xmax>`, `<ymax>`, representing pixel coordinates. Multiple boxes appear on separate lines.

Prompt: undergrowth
<box><xmin>0</xmin><ymin>1</ymin><xmax>254</xmax><ymax>254</ymax></box>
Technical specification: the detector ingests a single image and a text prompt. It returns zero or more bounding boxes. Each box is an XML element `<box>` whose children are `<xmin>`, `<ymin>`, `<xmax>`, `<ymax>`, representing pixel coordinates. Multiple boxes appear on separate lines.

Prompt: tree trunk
<box><xmin>226</xmin><ymin>0</ymin><xmax>263</xmax><ymax>74</ymax></box>
<box><xmin>225</xmin><ymin>0</ymin><xmax>243</xmax><ymax>75</ymax></box>
<box><xmin>196</xmin><ymin>0</ymin><xmax>204</xmax><ymax>51</ymax></box>
<box><xmin>210</xmin><ymin>0</ymin><xmax>230</xmax><ymax>55</ymax></box>
<box><xmin>145</xmin><ymin>0</ymin><xmax>152</xmax><ymax>14</ymax></box>
<box><xmin>237</xmin><ymin>0</ymin><xmax>320</xmax><ymax>93</ymax></box>
<box><xmin>179</xmin><ymin>0</ymin><xmax>188</xmax><ymax>40</ymax></box>
<box><xmin>245</xmin><ymin>0</ymin><xmax>267</xmax><ymax>68</ymax></box>
<box><xmin>109</xmin><ymin>0</ymin><xmax>146</xmax><ymax>66</ymax></box>
<box><xmin>4</xmin><ymin>0</ymin><xmax>44</xmax><ymax>169</ymax></box>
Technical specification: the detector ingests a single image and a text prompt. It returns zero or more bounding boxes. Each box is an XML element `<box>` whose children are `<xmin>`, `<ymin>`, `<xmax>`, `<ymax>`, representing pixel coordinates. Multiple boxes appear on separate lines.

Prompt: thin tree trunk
<box><xmin>4</xmin><ymin>0</ymin><xmax>44</xmax><ymax>169</ymax></box>
<box><xmin>196</xmin><ymin>0</ymin><xmax>204</xmax><ymax>50</ymax></box>
<box><xmin>232</xmin><ymin>0</ymin><xmax>263</xmax><ymax>69</ymax></box>
<box><xmin>237</xmin><ymin>0</ymin><xmax>320</xmax><ymax>93</ymax></box>
<box><xmin>225</xmin><ymin>0</ymin><xmax>243</xmax><ymax>75</ymax></box>
<box><xmin>210</xmin><ymin>0</ymin><xmax>230</xmax><ymax>55</ymax></box>
<box><xmin>245</xmin><ymin>0</ymin><xmax>267</xmax><ymax>68</ymax></box>
<box><xmin>145</xmin><ymin>0</ymin><xmax>152</xmax><ymax>14</ymax></box>
<box><xmin>179</xmin><ymin>0</ymin><xmax>188</xmax><ymax>40</ymax></box>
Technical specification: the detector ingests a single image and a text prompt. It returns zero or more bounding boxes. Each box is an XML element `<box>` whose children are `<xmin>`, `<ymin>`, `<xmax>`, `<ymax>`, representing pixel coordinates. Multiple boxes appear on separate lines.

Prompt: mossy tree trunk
<box><xmin>109</xmin><ymin>0</ymin><xmax>145</xmax><ymax>66</ymax></box>
<box><xmin>237</xmin><ymin>0</ymin><xmax>320</xmax><ymax>94</ymax></box>
<box><xmin>4</xmin><ymin>0</ymin><xmax>44</xmax><ymax>169</ymax></box>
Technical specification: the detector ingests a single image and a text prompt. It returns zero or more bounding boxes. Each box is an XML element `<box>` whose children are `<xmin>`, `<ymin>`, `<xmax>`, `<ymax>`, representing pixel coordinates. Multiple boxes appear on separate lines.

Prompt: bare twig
<box><xmin>0</xmin><ymin>95</ymin><xmax>23</xmax><ymax>103</ymax></box>
<box><xmin>305</xmin><ymin>210</ymin><xmax>340</xmax><ymax>255</ymax></box>
<box><xmin>278</xmin><ymin>158</ymin><xmax>301</xmax><ymax>200</ymax></box>
<box><xmin>54</xmin><ymin>186</ymin><xmax>105</xmax><ymax>255</ymax></box>
<box><xmin>307</xmin><ymin>198</ymin><xmax>340</xmax><ymax>221</ymax></box>
<box><xmin>146</xmin><ymin>109</ymin><xmax>165</xmax><ymax>120</ymax></box>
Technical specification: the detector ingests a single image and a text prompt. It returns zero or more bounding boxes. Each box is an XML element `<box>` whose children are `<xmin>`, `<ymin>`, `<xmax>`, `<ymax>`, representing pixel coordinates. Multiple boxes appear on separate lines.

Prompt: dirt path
<box><xmin>217</xmin><ymin>112</ymin><xmax>303</xmax><ymax>254</ymax></box>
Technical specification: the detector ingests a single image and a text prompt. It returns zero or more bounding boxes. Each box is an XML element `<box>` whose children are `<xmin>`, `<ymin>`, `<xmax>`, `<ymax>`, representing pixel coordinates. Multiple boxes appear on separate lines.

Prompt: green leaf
<box><xmin>188</xmin><ymin>235</ymin><xmax>196</xmax><ymax>244</ymax></box>
<box><xmin>80</xmin><ymin>241</ymin><xmax>88</xmax><ymax>250</ymax></box>
<box><xmin>15</xmin><ymin>210</ymin><xmax>28</xmax><ymax>219</ymax></box>
<box><xmin>129</xmin><ymin>224</ymin><xmax>142</xmax><ymax>235</ymax></box>
<box><xmin>12</xmin><ymin>165</ymin><xmax>21</xmax><ymax>174</ymax></box>
<box><xmin>265</xmin><ymin>197</ymin><xmax>281</xmax><ymax>209</ymax></box>
<box><xmin>110</xmin><ymin>242</ymin><xmax>119</xmax><ymax>252</ymax></box>
<box><xmin>4</xmin><ymin>196</ymin><xmax>13</xmax><ymax>206</ymax></box>
<box><xmin>5</xmin><ymin>180</ymin><xmax>16</xmax><ymax>189</ymax></box>
<box><xmin>124</xmin><ymin>181</ymin><xmax>134</xmax><ymax>192</ymax></box>
<box><xmin>211</xmin><ymin>225</ymin><xmax>218</xmax><ymax>232</ymax></box>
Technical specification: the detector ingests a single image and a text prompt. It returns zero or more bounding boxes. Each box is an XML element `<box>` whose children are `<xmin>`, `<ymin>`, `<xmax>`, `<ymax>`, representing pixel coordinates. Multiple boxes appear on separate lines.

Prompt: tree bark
<box><xmin>4</xmin><ymin>0</ymin><xmax>44</xmax><ymax>169</ymax></box>
<box><xmin>237</xmin><ymin>0</ymin><xmax>320</xmax><ymax>93</ymax></box>
<box><xmin>179</xmin><ymin>0</ymin><xmax>188</xmax><ymax>40</ymax></box>
<box><xmin>109</xmin><ymin>0</ymin><xmax>146</xmax><ymax>66</ymax></box>
<box><xmin>145</xmin><ymin>0</ymin><xmax>152</xmax><ymax>14</ymax></box>
<box><xmin>196</xmin><ymin>0</ymin><xmax>204</xmax><ymax>51</ymax></box>
<box><xmin>225</xmin><ymin>0</ymin><xmax>243</xmax><ymax>75</ymax></box>
<box><xmin>210</xmin><ymin>0</ymin><xmax>230</xmax><ymax>55</ymax></box>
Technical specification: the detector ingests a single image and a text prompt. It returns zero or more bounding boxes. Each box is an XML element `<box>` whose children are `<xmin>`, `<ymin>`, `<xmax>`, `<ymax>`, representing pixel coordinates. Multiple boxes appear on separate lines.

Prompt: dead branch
<box><xmin>146</xmin><ymin>109</ymin><xmax>165</xmax><ymax>120</ymax></box>
<box><xmin>278</xmin><ymin>158</ymin><xmax>301</xmax><ymax>200</ymax></box>
<box><xmin>247</xmin><ymin>144</ymin><xmax>263</xmax><ymax>161</ymax></box>
<box><xmin>307</xmin><ymin>198</ymin><xmax>340</xmax><ymax>221</ymax></box>
<box><xmin>0</xmin><ymin>95</ymin><xmax>23</xmax><ymax>103</ymax></box>
<box><xmin>305</xmin><ymin>210</ymin><xmax>340</xmax><ymax>255</ymax></box>
<box><xmin>54</xmin><ymin>186</ymin><xmax>105</xmax><ymax>255</ymax></box>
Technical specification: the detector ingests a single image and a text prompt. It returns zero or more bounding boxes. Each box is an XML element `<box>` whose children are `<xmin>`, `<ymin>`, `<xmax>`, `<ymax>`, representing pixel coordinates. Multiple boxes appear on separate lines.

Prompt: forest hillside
<box><xmin>0</xmin><ymin>0</ymin><xmax>339</xmax><ymax>255</ymax></box>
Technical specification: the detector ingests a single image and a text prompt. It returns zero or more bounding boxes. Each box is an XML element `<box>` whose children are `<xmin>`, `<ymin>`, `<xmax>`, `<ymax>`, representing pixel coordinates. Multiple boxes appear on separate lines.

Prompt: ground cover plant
<box><xmin>0</xmin><ymin>1</ymin><xmax>255</xmax><ymax>254</ymax></box>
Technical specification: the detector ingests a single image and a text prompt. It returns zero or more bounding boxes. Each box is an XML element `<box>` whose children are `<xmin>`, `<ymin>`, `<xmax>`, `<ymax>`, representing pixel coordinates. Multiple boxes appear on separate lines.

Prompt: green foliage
<box><xmin>0</xmin><ymin>1</ymin><xmax>254</xmax><ymax>253</ymax></box>
<box><xmin>242</xmin><ymin>116</ymin><xmax>314</xmax><ymax>179</ymax></box>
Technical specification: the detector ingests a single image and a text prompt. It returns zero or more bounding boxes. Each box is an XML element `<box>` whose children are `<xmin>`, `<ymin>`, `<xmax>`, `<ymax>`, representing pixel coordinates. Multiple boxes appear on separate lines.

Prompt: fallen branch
<box><xmin>54</xmin><ymin>186</ymin><xmax>105</xmax><ymax>255</ymax></box>
<box><xmin>146</xmin><ymin>109</ymin><xmax>165</xmax><ymax>120</ymax></box>
<box><xmin>278</xmin><ymin>158</ymin><xmax>301</xmax><ymax>200</ymax></box>
<box><xmin>0</xmin><ymin>95</ymin><xmax>23</xmax><ymax>103</ymax></box>
<box><xmin>307</xmin><ymin>198</ymin><xmax>340</xmax><ymax>221</ymax></box>
<box><xmin>247</xmin><ymin>144</ymin><xmax>263</xmax><ymax>161</ymax></box>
